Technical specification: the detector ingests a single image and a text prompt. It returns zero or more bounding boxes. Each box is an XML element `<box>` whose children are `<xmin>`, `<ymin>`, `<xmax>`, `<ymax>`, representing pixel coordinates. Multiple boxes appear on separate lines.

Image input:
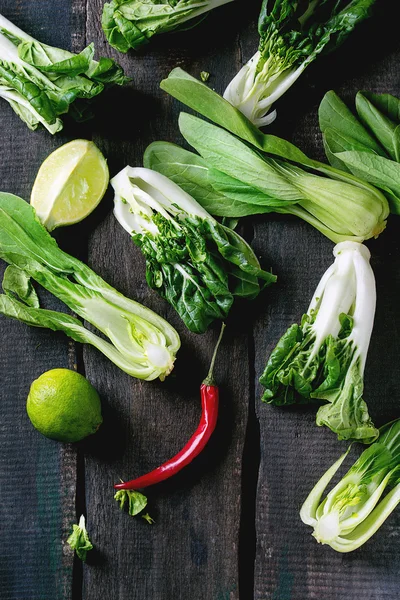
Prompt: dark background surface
<box><xmin>1</xmin><ymin>1</ymin><xmax>400</xmax><ymax>599</ymax></box>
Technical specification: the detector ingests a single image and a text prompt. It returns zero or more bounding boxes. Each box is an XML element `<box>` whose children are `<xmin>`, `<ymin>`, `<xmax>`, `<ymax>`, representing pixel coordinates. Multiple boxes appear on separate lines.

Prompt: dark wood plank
<box><xmin>249</xmin><ymin>3</ymin><xmax>400</xmax><ymax>598</ymax></box>
<box><xmin>79</xmin><ymin>1</ymin><xmax>254</xmax><ymax>598</ymax></box>
<box><xmin>3</xmin><ymin>0</ymin><xmax>400</xmax><ymax>598</ymax></box>
<box><xmin>0</xmin><ymin>3</ymin><xmax>80</xmax><ymax>598</ymax></box>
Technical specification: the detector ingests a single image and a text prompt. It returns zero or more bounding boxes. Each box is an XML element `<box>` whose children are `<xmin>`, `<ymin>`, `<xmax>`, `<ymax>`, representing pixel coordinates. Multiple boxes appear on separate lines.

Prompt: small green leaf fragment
<box><xmin>3</xmin><ymin>265</ymin><xmax>39</xmax><ymax>308</ymax></box>
<box><xmin>200</xmin><ymin>71</ymin><xmax>210</xmax><ymax>82</ymax></box>
<box><xmin>142</xmin><ymin>512</ymin><xmax>155</xmax><ymax>524</ymax></box>
<box><xmin>114</xmin><ymin>488</ymin><xmax>148</xmax><ymax>517</ymax></box>
<box><xmin>66</xmin><ymin>514</ymin><xmax>93</xmax><ymax>562</ymax></box>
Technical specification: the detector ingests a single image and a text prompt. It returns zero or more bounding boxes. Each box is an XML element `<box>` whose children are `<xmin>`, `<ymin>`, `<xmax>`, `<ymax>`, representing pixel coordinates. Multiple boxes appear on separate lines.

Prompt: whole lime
<box><xmin>26</xmin><ymin>369</ymin><xmax>102</xmax><ymax>442</ymax></box>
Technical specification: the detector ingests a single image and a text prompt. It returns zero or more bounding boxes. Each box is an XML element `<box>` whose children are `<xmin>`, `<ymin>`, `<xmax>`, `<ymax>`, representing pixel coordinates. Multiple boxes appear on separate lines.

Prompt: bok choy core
<box><xmin>0</xmin><ymin>13</ymin><xmax>128</xmax><ymax>133</ymax></box>
<box><xmin>260</xmin><ymin>241</ymin><xmax>378</xmax><ymax>443</ymax></box>
<box><xmin>102</xmin><ymin>0</ymin><xmax>233</xmax><ymax>53</ymax></box>
<box><xmin>300</xmin><ymin>419</ymin><xmax>400</xmax><ymax>552</ymax></box>
<box><xmin>0</xmin><ymin>193</ymin><xmax>180</xmax><ymax>381</ymax></box>
<box><xmin>111</xmin><ymin>167</ymin><xmax>276</xmax><ymax>334</ymax></box>
<box><xmin>223</xmin><ymin>0</ymin><xmax>376</xmax><ymax>128</ymax></box>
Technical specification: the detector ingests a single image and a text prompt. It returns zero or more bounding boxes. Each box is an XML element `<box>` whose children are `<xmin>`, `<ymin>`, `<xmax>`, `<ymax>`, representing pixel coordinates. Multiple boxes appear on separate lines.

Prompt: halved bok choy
<box><xmin>0</xmin><ymin>192</ymin><xmax>180</xmax><ymax>381</ymax></box>
<box><xmin>301</xmin><ymin>419</ymin><xmax>400</xmax><ymax>552</ymax></box>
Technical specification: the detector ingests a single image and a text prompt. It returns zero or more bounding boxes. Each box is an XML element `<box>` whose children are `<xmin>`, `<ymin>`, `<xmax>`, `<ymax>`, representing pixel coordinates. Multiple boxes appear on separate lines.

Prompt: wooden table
<box><xmin>1</xmin><ymin>1</ymin><xmax>400</xmax><ymax>598</ymax></box>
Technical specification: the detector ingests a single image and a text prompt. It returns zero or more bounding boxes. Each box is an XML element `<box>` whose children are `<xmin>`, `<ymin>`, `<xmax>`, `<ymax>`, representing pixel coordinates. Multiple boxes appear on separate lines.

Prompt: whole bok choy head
<box><xmin>260</xmin><ymin>241</ymin><xmax>378</xmax><ymax>443</ymax></box>
<box><xmin>300</xmin><ymin>419</ymin><xmax>400</xmax><ymax>552</ymax></box>
<box><xmin>0</xmin><ymin>193</ymin><xmax>180</xmax><ymax>381</ymax></box>
<box><xmin>102</xmin><ymin>0</ymin><xmax>233</xmax><ymax>53</ymax></box>
<box><xmin>144</xmin><ymin>110</ymin><xmax>389</xmax><ymax>244</ymax></box>
<box><xmin>111</xmin><ymin>167</ymin><xmax>276</xmax><ymax>334</ymax></box>
<box><xmin>223</xmin><ymin>0</ymin><xmax>376</xmax><ymax>128</ymax></box>
<box><xmin>0</xmin><ymin>13</ymin><xmax>128</xmax><ymax>133</ymax></box>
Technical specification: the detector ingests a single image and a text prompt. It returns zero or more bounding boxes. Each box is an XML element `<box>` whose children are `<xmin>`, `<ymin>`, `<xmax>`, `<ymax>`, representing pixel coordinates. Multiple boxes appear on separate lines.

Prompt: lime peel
<box><xmin>26</xmin><ymin>368</ymin><xmax>102</xmax><ymax>443</ymax></box>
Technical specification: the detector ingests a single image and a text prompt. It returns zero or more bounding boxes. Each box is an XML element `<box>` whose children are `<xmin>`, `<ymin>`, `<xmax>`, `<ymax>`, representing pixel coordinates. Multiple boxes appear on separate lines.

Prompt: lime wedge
<box><xmin>31</xmin><ymin>139</ymin><xmax>109</xmax><ymax>231</ymax></box>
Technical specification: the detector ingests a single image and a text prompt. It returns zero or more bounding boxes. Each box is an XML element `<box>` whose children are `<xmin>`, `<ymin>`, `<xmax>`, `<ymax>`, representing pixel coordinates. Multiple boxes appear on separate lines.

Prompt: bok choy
<box><xmin>223</xmin><ymin>0</ymin><xmax>376</xmax><ymax>127</ymax></box>
<box><xmin>144</xmin><ymin>109</ymin><xmax>389</xmax><ymax>243</ymax></box>
<box><xmin>319</xmin><ymin>89</ymin><xmax>400</xmax><ymax>215</ymax></box>
<box><xmin>301</xmin><ymin>419</ymin><xmax>400</xmax><ymax>552</ymax></box>
<box><xmin>0</xmin><ymin>193</ymin><xmax>180</xmax><ymax>381</ymax></box>
<box><xmin>102</xmin><ymin>0</ymin><xmax>233</xmax><ymax>53</ymax></box>
<box><xmin>0</xmin><ymin>13</ymin><xmax>128</xmax><ymax>133</ymax></box>
<box><xmin>259</xmin><ymin>241</ymin><xmax>378</xmax><ymax>443</ymax></box>
<box><xmin>111</xmin><ymin>167</ymin><xmax>275</xmax><ymax>334</ymax></box>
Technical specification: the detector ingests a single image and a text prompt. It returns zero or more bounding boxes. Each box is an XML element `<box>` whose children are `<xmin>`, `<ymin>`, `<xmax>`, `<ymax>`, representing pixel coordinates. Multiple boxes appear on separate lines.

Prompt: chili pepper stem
<box><xmin>202</xmin><ymin>322</ymin><xmax>226</xmax><ymax>386</ymax></box>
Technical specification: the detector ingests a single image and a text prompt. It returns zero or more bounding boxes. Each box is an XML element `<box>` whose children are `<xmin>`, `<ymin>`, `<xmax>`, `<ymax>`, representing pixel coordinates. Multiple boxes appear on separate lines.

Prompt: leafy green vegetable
<box><xmin>114</xmin><ymin>488</ymin><xmax>148</xmax><ymax>517</ymax></box>
<box><xmin>260</xmin><ymin>241</ymin><xmax>378</xmax><ymax>443</ymax></box>
<box><xmin>144</xmin><ymin>140</ymin><xmax>266</xmax><ymax>217</ymax></box>
<box><xmin>222</xmin><ymin>0</ymin><xmax>376</xmax><ymax>127</ymax></box>
<box><xmin>67</xmin><ymin>515</ymin><xmax>93</xmax><ymax>561</ymax></box>
<box><xmin>0</xmin><ymin>13</ymin><xmax>128</xmax><ymax>133</ymax></box>
<box><xmin>159</xmin><ymin>68</ymin><xmax>390</xmax><ymax>241</ymax></box>
<box><xmin>161</xmin><ymin>66</ymin><xmax>360</xmax><ymax>173</ymax></box>
<box><xmin>2</xmin><ymin>265</ymin><xmax>39</xmax><ymax>308</ymax></box>
<box><xmin>160</xmin><ymin>67</ymin><xmax>297</xmax><ymax>158</ymax></box>
<box><xmin>111</xmin><ymin>167</ymin><xmax>276</xmax><ymax>333</ymax></box>
<box><xmin>319</xmin><ymin>90</ymin><xmax>400</xmax><ymax>214</ymax></box>
<box><xmin>161</xmin><ymin>67</ymin><xmax>397</xmax><ymax>185</ymax></box>
<box><xmin>145</xmin><ymin>108</ymin><xmax>388</xmax><ymax>243</ymax></box>
<box><xmin>0</xmin><ymin>192</ymin><xmax>180</xmax><ymax>381</ymax></box>
<box><xmin>300</xmin><ymin>419</ymin><xmax>400</xmax><ymax>552</ymax></box>
<box><xmin>102</xmin><ymin>0</ymin><xmax>233</xmax><ymax>53</ymax></box>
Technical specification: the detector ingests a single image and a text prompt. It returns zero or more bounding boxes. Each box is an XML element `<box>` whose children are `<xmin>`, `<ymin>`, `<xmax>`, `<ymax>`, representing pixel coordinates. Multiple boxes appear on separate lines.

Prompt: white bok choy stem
<box><xmin>223</xmin><ymin>51</ymin><xmax>306</xmax><ymax>128</ymax></box>
<box><xmin>307</xmin><ymin>241</ymin><xmax>375</xmax><ymax>368</ymax></box>
<box><xmin>112</xmin><ymin>166</ymin><xmax>211</xmax><ymax>236</ymax></box>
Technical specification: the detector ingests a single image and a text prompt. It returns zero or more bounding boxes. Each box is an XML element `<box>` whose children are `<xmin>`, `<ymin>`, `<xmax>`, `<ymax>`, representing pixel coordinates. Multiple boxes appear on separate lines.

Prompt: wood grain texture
<box><xmin>248</xmin><ymin>3</ymin><xmax>400</xmax><ymax>598</ymax></box>
<box><xmin>0</xmin><ymin>2</ymin><xmax>79</xmax><ymax>598</ymax></box>
<box><xmin>79</xmin><ymin>2</ymin><xmax>257</xmax><ymax>599</ymax></box>
<box><xmin>2</xmin><ymin>0</ymin><xmax>400</xmax><ymax>598</ymax></box>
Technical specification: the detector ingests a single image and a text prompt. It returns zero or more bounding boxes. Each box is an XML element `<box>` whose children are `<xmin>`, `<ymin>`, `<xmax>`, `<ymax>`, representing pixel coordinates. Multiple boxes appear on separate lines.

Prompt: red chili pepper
<box><xmin>114</xmin><ymin>323</ymin><xmax>226</xmax><ymax>491</ymax></box>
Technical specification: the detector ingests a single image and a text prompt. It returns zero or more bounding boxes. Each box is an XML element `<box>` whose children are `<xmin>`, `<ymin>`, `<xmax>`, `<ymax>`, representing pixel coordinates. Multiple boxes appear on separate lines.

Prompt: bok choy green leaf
<box><xmin>260</xmin><ymin>241</ymin><xmax>378</xmax><ymax>443</ymax></box>
<box><xmin>0</xmin><ymin>13</ymin><xmax>128</xmax><ymax>133</ymax></box>
<box><xmin>319</xmin><ymin>89</ymin><xmax>400</xmax><ymax>214</ymax></box>
<box><xmin>0</xmin><ymin>193</ymin><xmax>180</xmax><ymax>381</ymax></box>
<box><xmin>157</xmin><ymin>68</ymin><xmax>390</xmax><ymax>241</ymax></box>
<box><xmin>222</xmin><ymin>0</ymin><xmax>376</xmax><ymax>128</ymax></box>
<box><xmin>102</xmin><ymin>0</ymin><xmax>233</xmax><ymax>53</ymax></box>
<box><xmin>301</xmin><ymin>419</ymin><xmax>400</xmax><ymax>552</ymax></box>
<box><xmin>111</xmin><ymin>167</ymin><xmax>276</xmax><ymax>334</ymax></box>
<box><xmin>67</xmin><ymin>515</ymin><xmax>93</xmax><ymax>562</ymax></box>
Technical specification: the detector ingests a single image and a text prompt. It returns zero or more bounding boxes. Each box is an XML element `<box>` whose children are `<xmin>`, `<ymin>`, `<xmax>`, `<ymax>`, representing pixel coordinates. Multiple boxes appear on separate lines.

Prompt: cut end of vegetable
<box><xmin>30</xmin><ymin>139</ymin><xmax>109</xmax><ymax>231</ymax></box>
<box><xmin>313</xmin><ymin>512</ymin><xmax>341</xmax><ymax>544</ymax></box>
<box><xmin>300</xmin><ymin>419</ymin><xmax>400</xmax><ymax>552</ymax></box>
